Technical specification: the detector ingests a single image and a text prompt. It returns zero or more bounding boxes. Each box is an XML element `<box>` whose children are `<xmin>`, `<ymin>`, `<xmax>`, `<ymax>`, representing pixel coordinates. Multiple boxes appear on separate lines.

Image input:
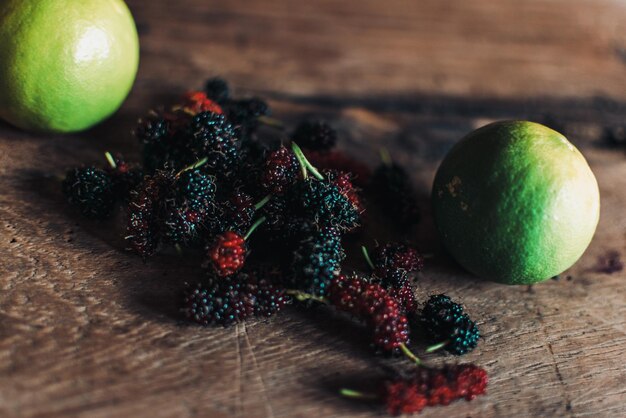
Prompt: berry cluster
<box><xmin>61</xmin><ymin>78</ymin><xmax>490</xmax><ymax>416</ymax></box>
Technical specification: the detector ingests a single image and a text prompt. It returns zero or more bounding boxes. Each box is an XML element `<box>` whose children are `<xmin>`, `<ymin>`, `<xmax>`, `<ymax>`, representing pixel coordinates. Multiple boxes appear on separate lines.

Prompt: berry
<box><xmin>602</xmin><ymin>124</ymin><xmax>626</xmax><ymax>147</ymax></box>
<box><xmin>385</xmin><ymin>272</ymin><xmax>417</xmax><ymax>314</ymax></box>
<box><xmin>126</xmin><ymin>172</ymin><xmax>172</xmax><ymax>258</ymax></box>
<box><xmin>221</xmin><ymin>191</ymin><xmax>255</xmax><ymax>234</ymax></box>
<box><xmin>188</xmin><ymin>111</ymin><xmax>241</xmax><ymax>175</ymax></box>
<box><xmin>421</xmin><ymin>294</ymin><xmax>480</xmax><ymax>355</ymax></box>
<box><xmin>136</xmin><ymin>115</ymin><xmax>169</xmax><ymax>145</ymax></box>
<box><xmin>379</xmin><ymin>364</ymin><xmax>488</xmax><ymax>415</ymax></box>
<box><xmin>328</xmin><ymin>275</ymin><xmax>410</xmax><ymax>353</ymax></box>
<box><xmin>292</xmin><ymin>120</ymin><xmax>337</xmax><ymax>151</ymax></box>
<box><xmin>244</xmin><ymin>270</ymin><xmax>289</xmax><ymax>318</ymax></box>
<box><xmin>161</xmin><ymin>207</ymin><xmax>202</xmax><ymax>244</ymax></box>
<box><xmin>324</xmin><ymin>169</ymin><xmax>364</xmax><ymax>213</ymax></box>
<box><xmin>370</xmin><ymin>162</ymin><xmax>420</xmax><ymax>228</ymax></box>
<box><xmin>182</xmin><ymin>277</ymin><xmax>253</xmax><ymax>327</ymax></box>
<box><xmin>104</xmin><ymin>153</ymin><xmax>144</xmax><ymax>202</ymax></box>
<box><xmin>176</xmin><ymin>169</ymin><xmax>217</xmax><ymax>212</ymax></box>
<box><xmin>372</xmin><ymin>242</ymin><xmax>423</xmax><ymax>279</ymax></box>
<box><xmin>289</xmin><ymin>178</ymin><xmax>361</xmax><ymax>233</ymax></box>
<box><xmin>290</xmin><ymin>226</ymin><xmax>345</xmax><ymax>297</ymax></box>
<box><xmin>261</xmin><ymin>145</ymin><xmax>301</xmax><ymax>194</ymax></box>
<box><xmin>204</xmin><ymin>77</ymin><xmax>230</xmax><ymax>104</ymax></box>
<box><xmin>228</xmin><ymin>98</ymin><xmax>270</xmax><ymax>125</ymax></box>
<box><xmin>207</xmin><ymin>231</ymin><xmax>247</xmax><ymax>277</ymax></box>
<box><xmin>62</xmin><ymin>167</ymin><xmax>116</xmax><ymax>219</ymax></box>
<box><xmin>180</xmin><ymin>91</ymin><xmax>223</xmax><ymax>115</ymax></box>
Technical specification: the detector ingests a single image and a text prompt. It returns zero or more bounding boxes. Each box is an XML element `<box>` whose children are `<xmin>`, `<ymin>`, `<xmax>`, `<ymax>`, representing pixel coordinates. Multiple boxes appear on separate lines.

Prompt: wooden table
<box><xmin>1</xmin><ymin>1</ymin><xmax>625</xmax><ymax>417</ymax></box>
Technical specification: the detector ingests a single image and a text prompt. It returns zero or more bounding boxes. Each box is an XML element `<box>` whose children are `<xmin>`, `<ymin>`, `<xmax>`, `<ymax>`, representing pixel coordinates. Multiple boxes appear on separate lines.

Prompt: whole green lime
<box><xmin>432</xmin><ymin>121</ymin><xmax>600</xmax><ymax>285</ymax></box>
<box><xmin>0</xmin><ymin>0</ymin><xmax>139</xmax><ymax>133</ymax></box>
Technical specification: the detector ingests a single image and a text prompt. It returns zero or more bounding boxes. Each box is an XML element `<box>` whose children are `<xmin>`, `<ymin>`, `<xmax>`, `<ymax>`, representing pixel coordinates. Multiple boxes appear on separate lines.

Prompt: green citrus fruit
<box><xmin>0</xmin><ymin>0</ymin><xmax>139</xmax><ymax>133</ymax></box>
<box><xmin>432</xmin><ymin>121</ymin><xmax>600</xmax><ymax>285</ymax></box>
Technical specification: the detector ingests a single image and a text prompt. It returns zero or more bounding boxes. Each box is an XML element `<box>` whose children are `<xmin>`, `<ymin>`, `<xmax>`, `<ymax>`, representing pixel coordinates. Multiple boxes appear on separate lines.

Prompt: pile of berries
<box><xmin>62</xmin><ymin>78</ymin><xmax>488</xmax><ymax>416</ymax></box>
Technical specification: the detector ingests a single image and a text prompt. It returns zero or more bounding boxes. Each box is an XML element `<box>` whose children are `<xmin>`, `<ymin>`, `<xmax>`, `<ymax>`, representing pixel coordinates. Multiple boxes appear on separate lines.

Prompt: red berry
<box><xmin>325</xmin><ymin>169</ymin><xmax>364</xmax><ymax>213</ymax></box>
<box><xmin>181</xmin><ymin>91</ymin><xmax>224</xmax><ymax>115</ymax></box>
<box><xmin>328</xmin><ymin>275</ymin><xmax>410</xmax><ymax>353</ymax></box>
<box><xmin>381</xmin><ymin>364</ymin><xmax>488</xmax><ymax>415</ymax></box>
<box><xmin>208</xmin><ymin>231</ymin><xmax>247</xmax><ymax>276</ymax></box>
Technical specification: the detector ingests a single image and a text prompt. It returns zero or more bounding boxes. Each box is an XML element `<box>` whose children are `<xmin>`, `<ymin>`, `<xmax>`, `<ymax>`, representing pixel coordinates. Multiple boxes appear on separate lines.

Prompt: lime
<box><xmin>432</xmin><ymin>121</ymin><xmax>600</xmax><ymax>285</ymax></box>
<box><xmin>0</xmin><ymin>0</ymin><xmax>139</xmax><ymax>133</ymax></box>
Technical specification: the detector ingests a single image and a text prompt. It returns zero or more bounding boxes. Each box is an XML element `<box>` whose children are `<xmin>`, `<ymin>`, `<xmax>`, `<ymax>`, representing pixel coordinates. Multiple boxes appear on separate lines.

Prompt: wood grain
<box><xmin>1</xmin><ymin>1</ymin><xmax>625</xmax><ymax>417</ymax></box>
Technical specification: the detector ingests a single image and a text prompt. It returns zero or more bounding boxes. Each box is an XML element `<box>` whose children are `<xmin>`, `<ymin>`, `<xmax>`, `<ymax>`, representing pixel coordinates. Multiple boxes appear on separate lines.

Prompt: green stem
<box><xmin>379</xmin><ymin>148</ymin><xmax>392</xmax><ymax>166</ymax></box>
<box><xmin>104</xmin><ymin>152</ymin><xmax>117</xmax><ymax>169</ymax></box>
<box><xmin>425</xmin><ymin>341</ymin><xmax>448</xmax><ymax>353</ymax></box>
<box><xmin>340</xmin><ymin>389</ymin><xmax>378</xmax><ymax>400</ymax></box>
<box><xmin>291</xmin><ymin>142</ymin><xmax>324</xmax><ymax>181</ymax></box>
<box><xmin>254</xmin><ymin>195</ymin><xmax>271</xmax><ymax>211</ymax></box>
<box><xmin>399</xmin><ymin>343</ymin><xmax>422</xmax><ymax>365</ymax></box>
<box><xmin>361</xmin><ymin>246</ymin><xmax>375</xmax><ymax>271</ymax></box>
<box><xmin>285</xmin><ymin>290</ymin><xmax>329</xmax><ymax>304</ymax></box>
<box><xmin>244</xmin><ymin>216</ymin><xmax>266</xmax><ymax>240</ymax></box>
<box><xmin>177</xmin><ymin>156</ymin><xmax>208</xmax><ymax>176</ymax></box>
<box><xmin>257</xmin><ymin>116</ymin><xmax>285</xmax><ymax>130</ymax></box>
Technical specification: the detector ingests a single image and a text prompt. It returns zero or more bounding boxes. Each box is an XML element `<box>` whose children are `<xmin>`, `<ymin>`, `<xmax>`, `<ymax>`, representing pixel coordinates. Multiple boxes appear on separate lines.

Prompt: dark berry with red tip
<box><xmin>182</xmin><ymin>277</ymin><xmax>253</xmax><ymax>327</ymax></box>
<box><xmin>373</xmin><ymin>242</ymin><xmax>423</xmax><ymax>279</ymax></box>
<box><xmin>305</xmin><ymin>150</ymin><xmax>371</xmax><ymax>187</ymax></box>
<box><xmin>261</xmin><ymin>145</ymin><xmax>301</xmax><ymax>194</ymax></box>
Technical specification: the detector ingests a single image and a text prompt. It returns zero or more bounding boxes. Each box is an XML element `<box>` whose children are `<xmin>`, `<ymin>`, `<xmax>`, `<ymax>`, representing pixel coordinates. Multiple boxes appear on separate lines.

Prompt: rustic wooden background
<box><xmin>1</xmin><ymin>0</ymin><xmax>625</xmax><ymax>417</ymax></box>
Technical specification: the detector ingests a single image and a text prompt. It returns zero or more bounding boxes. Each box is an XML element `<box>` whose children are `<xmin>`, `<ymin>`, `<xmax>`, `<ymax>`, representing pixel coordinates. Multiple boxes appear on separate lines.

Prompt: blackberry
<box><xmin>244</xmin><ymin>271</ymin><xmax>289</xmax><ymax>318</ymax></box>
<box><xmin>136</xmin><ymin>115</ymin><xmax>169</xmax><ymax>145</ymax></box>
<box><xmin>292</xmin><ymin>120</ymin><xmax>337</xmax><ymax>151</ymax></box>
<box><xmin>182</xmin><ymin>277</ymin><xmax>253</xmax><ymax>327</ymax></box>
<box><xmin>227</xmin><ymin>98</ymin><xmax>270</xmax><ymax>126</ymax></box>
<box><xmin>421</xmin><ymin>294</ymin><xmax>480</xmax><ymax>355</ymax></box>
<box><xmin>290</xmin><ymin>225</ymin><xmax>345</xmax><ymax>297</ymax></box>
<box><xmin>221</xmin><ymin>191</ymin><xmax>256</xmax><ymax>234</ymax></box>
<box><xmin>204</xmin><ymin>77</ymin><xmax>230</xmax><ymax>103</ymax></box>
<box><xmin>602</xmin><ymin>124</ymin><xmax>626</xmax><ymax>147</ymax></box>
<box><xmin>372</xmin><ymin>242</ymin><xmax>423</xmax><ymax>279</ymax></box>
<box><xmin>62</xmin><ymin>167</ymin><xmax>116</xmax><ymax>219</ymax></box>
<box><xmin>324</xmin><ymin>169</ymin><xmax>364</xmax><ymax>213</ymax></box>
<box><xmin>289</xmin><ymin>178</ymin><xmax>360</xmax><ymax>233</ymax></box>
<box><xmin>176</xmin><ymin>169</ymin><xmax>217</xmax><ymax>212</ymax></box>
<box><xmin>188</xmin><ymin>111</ymin><xmax>241</xmax><ymax>175</ymax></box>
<box><xmin>161</xmin><ymin>207</ymin><xmax>202</xmax><ymax>244</ymax></box>
<box><xmin>341</xmin><ymin>364</ymin><xmax>488</xmax><ymax>415</ymax></box>
<box><xmin>261</xmin><ymin>145</ymin><xmax>301</xmax><ymax>194</ymax></box>
<box><xmin>383</xmin><ymin>271</ymin><xmax>417</xmax><ymax>314</ymax></box>
<box><xmin>370</xmin><ymin>162</ymin><xmax>420</xmax><ymax>228</ymax></box>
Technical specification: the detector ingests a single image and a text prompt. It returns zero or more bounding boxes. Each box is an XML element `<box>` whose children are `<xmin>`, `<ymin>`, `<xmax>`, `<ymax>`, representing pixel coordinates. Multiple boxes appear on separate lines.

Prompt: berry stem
<box><xmin>244</xmin><ymin>216</ymin><xmax>267</xmax><ymax>240</ymax></box>
<box><xmin>254</xmin><ymin>194</ymin><xmax>271</xmax><ymax>211</ymax></box>
<box><xmin>285</xmin><ymin>290</ymin><xmax>329</xmax><ymax>304</ymax></box>
<box><xmin>339</xmin><ymin>389</ymin><xmax>378</xmax><ymax>400</ymax></box>
<box><xmin>425</xmin><ymin>341</ymin><xmax>449</xmax><ymax>353</ymax></box>
<box><xmin>257</xmin><ymin>116</ymin><xmax>285</xmax><ymax>130</ymax></box>
<box><xmin>291</xmin><ymin>142</ymin><xmax>324</xmax><ymax>181</ymax></box>
<box><xmin>177</xmin><ymin>156</ymin><xmax>209</xmax><ymax>177</ymax></box>
<box><xmin>104</xmin><ymin>152</ymin><xmax>117</xmax><ymax>169</ymax></box>
<box><xmin>361</xmin><ymin>246</ymin><xmax>375</xmax><ymax>271</ymax></box>
<box><xmin>399</xmin><ymin>343</ymin><xmax>422</xmax><ymax>365</ymax></box>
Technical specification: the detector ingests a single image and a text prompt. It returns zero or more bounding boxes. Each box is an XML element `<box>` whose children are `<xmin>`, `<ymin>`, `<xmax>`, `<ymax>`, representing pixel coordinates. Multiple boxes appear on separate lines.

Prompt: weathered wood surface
<box><xmin>1</xmin><ymin>0</ymin><xmax>625</xmax><ymax>417</ymax></box>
